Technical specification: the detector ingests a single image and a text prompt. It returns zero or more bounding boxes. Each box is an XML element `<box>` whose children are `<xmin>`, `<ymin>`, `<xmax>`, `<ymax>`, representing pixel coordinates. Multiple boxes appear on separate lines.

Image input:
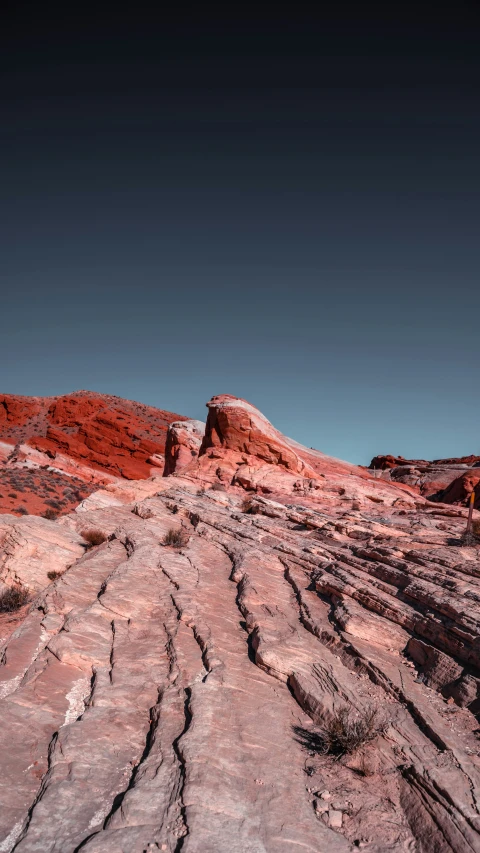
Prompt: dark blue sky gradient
<box><xmin>1</xmin><ymin>4</ymin><xmax>480</xmax><ymax>463</ymax></box>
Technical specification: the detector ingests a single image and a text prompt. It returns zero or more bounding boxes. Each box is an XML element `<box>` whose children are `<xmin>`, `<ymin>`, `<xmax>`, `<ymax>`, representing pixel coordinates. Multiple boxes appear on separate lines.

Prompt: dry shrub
<box><xmin>163</xmin><ymin>527</ymin><xmax>189</xmax><ymax>548</ymax></box>
<box><xmin>82</xmin><ymin>529</ymin><xmax>107</xmax><ymax>547</ymax></box>
<box><xmin>47</xmin><ymin>570</ymin><xmax>62</xmax><ymax>581</ymax></box>
<box><xmin>210</xmin><ymin>482</ymin><xmax>226</xmax><ymax>492</ymax></box>
<box><xmin>291</xmin><ymin>706</ymin><xmax>389</xmax><ymax>760</ymax></box>
<box><xmin>319</xmin><ymin>706</ymin><xmax>388</xmax><ymax>756</ymax></box>
<box><xmin>241</xmin><ymin>497</ymin><xmax>254</xmax><ymax>513</ymax></box>
<box><xmin>0</xmin><ymin>585</ymin><xmax>29</xmax><ymax>613</ymax></box>
<box><xmin>43</xmin><ymin>508</ymin><xmax>58</xmax><ymax>520</ymax></box>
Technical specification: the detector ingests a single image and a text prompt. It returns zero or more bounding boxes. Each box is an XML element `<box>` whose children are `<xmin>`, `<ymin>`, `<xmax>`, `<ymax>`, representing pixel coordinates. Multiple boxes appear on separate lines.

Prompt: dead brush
<box><xmin>293</xmin><ymin>705</ymin><xmax>389</xmax><ymax>759</ymax></box>
<box><xmin>318</xmin><ymin>705</ymin><xmax>389</xmax><ymax>756</ymax></box>
<box><xmin>163</xmin><ymin>527</ymin><xmax>189</xmax><ymax>548</ymax></box>
<box><xmin>81</xmin><ymin>529</ymin><xmax>107</xmax><ymax>547</ymax></box>
<box><xmin>240</xmin><ymin>496</ymin><xmax>254</xmax><ymax>513</ymax></box>
<box><xmin>47</xmin><ymin>570</ymin><xmax>63</xmax><ymax>582</ymax></box>
<box><xmin>0</xmin><ymin>585</ymin><xmax>30</xmax><ymax>613</ymax></box>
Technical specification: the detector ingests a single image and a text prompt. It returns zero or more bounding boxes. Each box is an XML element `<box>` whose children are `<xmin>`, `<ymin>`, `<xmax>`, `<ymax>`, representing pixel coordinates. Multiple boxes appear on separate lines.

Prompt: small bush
<box><xmin>47</xmin><ymin>570</ymin><xmax>62</xmax><ymax>581</ymax></box>
<box><xmin>43</xmin><ymin>508</ymin><xmax>58</xmax><ymax>520</ymax></box>
<box><xmin>241</xmin><ymin>497</ymin><xmax>254</xmax><ymax>513</ymax></box>
<box><xmin>82</xmin><ymin>529</ymin><xmax>107</xmax><ymax>547</ymax></box>
<box><xmin>320</xmin><ymin>706</ymin><xmax>388</xmax><ymax>756</ymax></box>
<box><xmin>16</xmin><ymin>507</ymin><xmax>29</xmax><ymax>515</ymax></box>
<box><xmin>0</xmin><ymin>585</ymin><xmax>29</xmax><ymax>613</ymax></box>
<box><xmin>8</xmin><ymin>493</ymin><xmax>18</xmax><ymax>499</ymax></box>
<box><xmin>163</xmin><ymin>527</ymin><xmax>189</xmax><ymax>548</ymax></box>
<box><xmin>294</xmin><ymin>705</ymin><xmax>388</xmax><ymax>758</ymax></box>
<box><xmin>210</xmin><ymin>482</ymin><xmax>226</xmax><ymax>492</ymax></box>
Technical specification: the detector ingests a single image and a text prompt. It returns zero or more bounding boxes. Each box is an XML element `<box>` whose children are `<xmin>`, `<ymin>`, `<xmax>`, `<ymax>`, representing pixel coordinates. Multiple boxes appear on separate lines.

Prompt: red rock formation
<box><xmin>0</xmin><ymin>392</ymin><xmax>185</xmax><ymax>516</ymax></box>
<box><xmin>371</xmin><ymin>453</ymin><xmax>480</xmax><ymax>470</ymax></box>
<box><xmin>370</xmin><ymin>452</ymin><xmax>480</xmax><ymax>504</ymax></box>
<box><xmin>163</xmin><ymin>420</ymin><xmax>204</xmax><ymax>476</ymax></box>
<box><xmin>200</xmin><ymin>394</ymin><xmax>307</xmax><ymax>472</ymax></box>
<box><xmin>437</xmin><ymin>469</ymin><xmax>480</xmax><ymax>508</ymax></box>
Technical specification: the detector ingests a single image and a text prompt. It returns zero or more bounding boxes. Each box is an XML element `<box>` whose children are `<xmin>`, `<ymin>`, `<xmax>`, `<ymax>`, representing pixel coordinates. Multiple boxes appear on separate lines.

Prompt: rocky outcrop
<box><xmin>200</xmin><ymin>394</ymin><xmax>310</xmax><ymax>472</ymax></box>
<box><xmin>163</xmin><ymin>419</ymin><xmax>204</xmax><ymax>476</ymax></box>
<box><xmin>0</xmin><ymin>515</ymin><xmax>85</xmax><ymax>593</ymax></box>
<box><xmin>0</xmin><ymin>395</ymin><xmax>479</xmax><ymax>852</ymax></box>
<box><xmin>370</xmin><ymin>453</ymin><xmax>480</xmax><ymax>504</ymax></box>
<box><xmin>0</xmin><ymin>392</ymin><xmax>185</xmax><ymax>516</ymax></box>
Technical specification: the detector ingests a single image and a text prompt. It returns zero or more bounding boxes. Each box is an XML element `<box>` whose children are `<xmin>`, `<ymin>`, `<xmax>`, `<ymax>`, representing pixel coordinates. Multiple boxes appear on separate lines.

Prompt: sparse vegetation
<box><xmin>210</xmin><ymin>482</ymin><xmax>226</xmax><ymax>492</ymax></box>
<box><xmin>0</xmin><ymin>585</ymin><xmax>30</xmax><ymax>613</ymax></box>
<box><xmin>47</xmin><ymin>570</ymin><xmax>63</xmax><ymax>581</ymax></box>
<box><xmin>16</xmin><ymin>507</ymin><xmax>29</xmax><ymax>515</ymax></box>
<box><xmin>163</xmin><ymin>527</ymin><xmax>189</xmax><ymax>548</ymax></box>
<box><xmin>43</xmin><ymin>508</ymin><xmax>58</xmax><ymax>520</ymax></box>
<box><xmin>241</xmin><ymin>497</ymin><xmax>254</xmax><ymax>513</ymax></box>
<box><xmin>81</xmin><ymin>529</ymin><xmax>107</xmax><ymax>547</ymax></box>
<box><xmin>293</xmin><ymin>705</ymin><xmax>389</xmax><ymax>758</ymax></box>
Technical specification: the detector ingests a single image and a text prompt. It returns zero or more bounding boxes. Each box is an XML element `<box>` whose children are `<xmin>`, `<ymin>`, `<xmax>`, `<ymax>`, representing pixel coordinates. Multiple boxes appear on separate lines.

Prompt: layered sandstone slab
<box><xmin>0</xmin><ymin>395</ymin><xmax>479</xmax><ymax>852</ymax></box>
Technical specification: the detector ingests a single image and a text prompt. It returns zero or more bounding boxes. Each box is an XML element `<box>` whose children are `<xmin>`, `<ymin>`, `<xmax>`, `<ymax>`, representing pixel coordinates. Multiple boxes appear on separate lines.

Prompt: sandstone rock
<box><xmin>200</xmin><ymin>394</ymin><xmax>310</xmax><ymax>473</ymax></box>
<box><xmin>163</xmin><ymin>419</ymin><xmax>205</xmax><ymax>476</ymax></box>
<box><xmin>406</xmin><ymin>637</ymin><xmax>463</xmax><ymax>691</ymax></box>
<box><xmin>0</xmin><ymin>514</ymin><xmax>85</xmax><ymax>591</ymax></box>
<box><xmin>0</xmin><ymin>394</ymin><xmax>478</xmax><ymax>852</ymax></box>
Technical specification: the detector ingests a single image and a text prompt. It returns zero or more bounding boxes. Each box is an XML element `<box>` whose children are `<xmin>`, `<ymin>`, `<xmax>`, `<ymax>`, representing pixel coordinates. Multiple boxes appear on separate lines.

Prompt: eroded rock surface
<box><xmin>370</xmin><ymin>453</ymin><xmax>480</xmax><ymax>505</ymax></box>
<box><xmin>0</xmin><ymin>396</ymin><xmax>479</xmax><ymax>852</ymax></box>
<box><xmin>0</xmin><ymin>392</ymin><xmax>185</xmax><ymax>517</ymax></box>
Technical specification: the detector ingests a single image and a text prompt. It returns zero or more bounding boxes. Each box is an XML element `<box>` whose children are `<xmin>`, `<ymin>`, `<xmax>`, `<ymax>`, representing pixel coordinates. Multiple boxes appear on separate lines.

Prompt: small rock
<box><xmin>329</xmin><ymin>810</ymin><xmax>343</xmax><ymax>829</ymax></box>
<box><xmin>319</xmin><ymin>790</ymin><xmax>331</xmax><ymax>800</ymax></box>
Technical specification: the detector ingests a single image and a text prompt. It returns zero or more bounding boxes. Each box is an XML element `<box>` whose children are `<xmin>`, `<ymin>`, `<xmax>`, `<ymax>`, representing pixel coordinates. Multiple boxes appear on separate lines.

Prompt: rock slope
<box><xmin>0</xmin><ymin>392</ymin><xmax>186</xmax><ymax>516</ymax></box>
<box><xmin>0</xmin><ymin>396</ymin><xmax>479</xmax><ymax>852</ymax></box>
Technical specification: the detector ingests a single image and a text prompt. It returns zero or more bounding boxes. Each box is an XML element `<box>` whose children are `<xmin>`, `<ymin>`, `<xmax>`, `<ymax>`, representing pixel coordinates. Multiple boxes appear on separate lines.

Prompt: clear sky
<box><xmin>1</xmin><ymin>4</ymin><xmax>479</xmax><ymax>464</ymax></box>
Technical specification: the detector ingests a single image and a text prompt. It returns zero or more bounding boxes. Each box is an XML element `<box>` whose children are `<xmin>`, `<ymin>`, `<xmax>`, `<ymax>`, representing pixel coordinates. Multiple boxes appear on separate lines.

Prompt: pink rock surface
<box><xmin>0</xmin><ymin>395</ymin><xmax>479</xmax><ymax>852</ymax></box>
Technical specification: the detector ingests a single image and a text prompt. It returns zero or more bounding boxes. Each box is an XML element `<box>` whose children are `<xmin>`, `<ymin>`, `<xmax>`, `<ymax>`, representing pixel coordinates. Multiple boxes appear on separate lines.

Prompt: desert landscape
<box><xmin>0</xmin><ymin>392</ymin><xmax>479</xmax><ymax>852</ymax></box>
